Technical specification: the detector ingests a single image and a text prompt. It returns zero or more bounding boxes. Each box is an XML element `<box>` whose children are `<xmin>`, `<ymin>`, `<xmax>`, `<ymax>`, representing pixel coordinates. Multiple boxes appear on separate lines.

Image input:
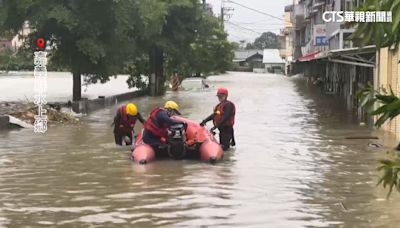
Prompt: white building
<box><xmin>0</xmin><ymin>21</ymin><xmax>31</xmax><ymax>52</ymax></box>
<box><xmin>263</xmin><ymin>49</ymin><xmax>285</xmax><ymax>74</ymax></box>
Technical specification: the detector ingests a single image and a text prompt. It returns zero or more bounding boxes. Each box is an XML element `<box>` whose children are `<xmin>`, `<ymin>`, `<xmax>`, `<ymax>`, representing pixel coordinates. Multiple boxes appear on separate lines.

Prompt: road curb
<box><xmin>72</xmin><ymin>90</ymin><xmax>148</xmax><ymax>113</ymax></box>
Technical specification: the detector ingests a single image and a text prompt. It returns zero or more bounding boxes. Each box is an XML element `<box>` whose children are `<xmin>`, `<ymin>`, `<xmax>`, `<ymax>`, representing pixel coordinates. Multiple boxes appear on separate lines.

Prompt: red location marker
<box><xmin>36</xmin><ymin>38</ymin><xmax>45</xmax><ymax>49</ymax></box>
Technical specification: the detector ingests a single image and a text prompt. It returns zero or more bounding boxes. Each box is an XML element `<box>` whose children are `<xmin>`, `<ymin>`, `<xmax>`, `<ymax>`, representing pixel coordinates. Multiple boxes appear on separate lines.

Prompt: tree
<box><xmin>2</xmin><ymin>0</ymin><xmax>140</xmax><ymax>101</ymax></box>
<box><xmin>247</xmin><ymin>32</ymin><xmax>280</xmax><ymax>50</ymax></box>
<box><xmin>357</xmin><ymin>86</ymin><xmax>400</xmax><ymax>198</ymax></box>
<box><xmin>231</xmin><ymin>41</ymin><xmax>240</xmax><ymax>50</ymax></box>
<box><xmin>125</xmin><ymin>0</ymin><xmax>199</xmax><ymax>93</ymax></box>
<box><xmin>354</xmin><ymin>0</ymin><xmax>400</xmax><ymax>198</ymax></box>
<box><xmin>351</xmin><ymin>0</ymin><xmax>400</xmax><ymax>48</ymax></box>
<box><xmin>176</xmin><ymin>10</ymin><xmax>234</xmax><ymax>76</ymax></box>
<box><xmin>2</xmin><ymin>0</ymin><xmax>234</xmax><ymax>99</ymax></box>
<box><xmin>0</xmin><ymin>48</ymin><xmax>32</xmax><ymax>71</ymax></box>
<box><xmin>245</xmin><ymin>43</ymin><xmax>253</xmax><ymax>50</ymax></box>
<box><xmin>126</xmin><ymin>0</ymin><xmax>234</xmax><ymax>88</ymax></box>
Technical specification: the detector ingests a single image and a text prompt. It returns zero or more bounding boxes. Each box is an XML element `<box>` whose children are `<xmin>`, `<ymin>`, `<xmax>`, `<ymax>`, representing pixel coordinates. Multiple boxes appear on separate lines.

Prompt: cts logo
<box><xmin>322</xmin><ymin>11</ymin><xmax>344</xmax><ymax>22</ymax></box>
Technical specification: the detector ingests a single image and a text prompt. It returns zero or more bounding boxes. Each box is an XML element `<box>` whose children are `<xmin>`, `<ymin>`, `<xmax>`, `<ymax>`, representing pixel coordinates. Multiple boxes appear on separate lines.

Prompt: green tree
<box><xmin>351</xmin><ymin>0</ymin><xmax>400</xmax><ymax>48</ymax></box>
<box><xmin>245</xmin><ymin>43</ymin><xmax>254</xmax><ymax>50</ymax></box>
<box><xmin>127</xmin><ymin>0</ymin><xmax>234</xmax><ymax>88</ymax></box>
<box><xmin>358</xmin><ymin>86</ymin><xmax>400</xmax><ymax>198</ymax></box>
<box><xmin>179</xmin><ymin>11</ymin><xmax>233</xmax><ymax>76</ymax></box>
<box><xmin>247</xmin><ymin>32</ymin><xmax>280</xmax><ymax>50</ymax></box>
<box><xmin>354</xmin><ymin>0</ymin><xmax>400</xmax><ymax>198</ymax></box>
<box><xmin>1</xmin><ymin>0</ymin><xmax>140</xmax><ymax>101</ymax></box>
<box><xmin>231</xmin><ymin>41</ymin><xmax>240</xmax><ymax>50</ymax></box>
<box><xmin>0</xmin><ymin>48</ymin><xmax>32</xmax><ymax>71</ymax></box>
<box><xmin>125</xmin><ymin>0</ymin><xmax>199</xmax><ymax>93</ymax></box>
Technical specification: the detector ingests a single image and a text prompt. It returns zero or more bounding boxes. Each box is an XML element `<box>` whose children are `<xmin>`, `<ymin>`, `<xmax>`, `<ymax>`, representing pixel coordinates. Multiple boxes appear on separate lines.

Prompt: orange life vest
<box><xmin>144</xmin><ymin>107</ymin><xmax>168</xmax><ymax>138</ymax></box>
<box><xmin>213</xmin><ymin>100</ymin><xmax>236</xmax><ymax>127</ymax></box>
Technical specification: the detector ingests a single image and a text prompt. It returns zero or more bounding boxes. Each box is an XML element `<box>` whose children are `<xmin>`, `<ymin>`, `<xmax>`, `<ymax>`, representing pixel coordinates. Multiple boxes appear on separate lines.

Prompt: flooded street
<box><xmin>0</xmin><ymin>72</ymin><xmax>135</xmax><ymax>102</ymax></box>
<box><xmin>1</xmin><ymin>72</ymin><xmax>400</xmax><ymax>227</ymax></box>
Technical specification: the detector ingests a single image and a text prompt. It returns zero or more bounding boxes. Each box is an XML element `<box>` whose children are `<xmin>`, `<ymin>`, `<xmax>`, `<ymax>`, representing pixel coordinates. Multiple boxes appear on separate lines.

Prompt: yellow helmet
<box><xmin>164</xmin><ymin>101</ymin><xmax>179</xmax><ymax>111</ymax></box>
<box><xmin>126</xmin><ymin>103</ymin><xmax>138</xmax><ymax>116</ymax></box>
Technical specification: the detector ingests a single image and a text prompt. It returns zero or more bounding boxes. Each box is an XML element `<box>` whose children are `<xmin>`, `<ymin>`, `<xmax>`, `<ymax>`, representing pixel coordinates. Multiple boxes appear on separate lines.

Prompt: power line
<box><xmin>228</xmin><ymin>33</ymin><xmax>246</xmax><ymax>40</ymax></box>
<box><xmin>225</xmin><ymin>0</ymin><xmax>284</xmax><ymax>21</ymax></box>
<box><xmin>226</xmin><ymin>22</ymin><xmax>262</xmax><ymax>35</ymax></box>
<box><xmin>227</xmin><ymin>22</ymin><xmax>281</xmax><ymax>34</ymax></box>
<box><xmin>231</xmin><ymin>22</ymin><xmax>284</xmax><ymax>26</ymax></box>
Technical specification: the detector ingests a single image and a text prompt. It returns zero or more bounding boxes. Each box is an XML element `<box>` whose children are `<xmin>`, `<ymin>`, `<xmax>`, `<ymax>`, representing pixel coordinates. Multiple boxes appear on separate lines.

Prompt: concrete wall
<box><xmin>265</xmin><ymin>63</ymin><xmax>285</xmax><ymax>74</ymax></box>
<box><xmin>377</xmin><ymin>47</ymin><xmax>400</xmax><ymax>139</ymax></box>
<box><xmin>0</xmin><ymin>90</ymin><xmax>148</xmax><ymax>130</ymax></box>
<box><xmin>72</xmin><ymin>90</ymin><xmax>148</xmax><ymax>114</ymax></box>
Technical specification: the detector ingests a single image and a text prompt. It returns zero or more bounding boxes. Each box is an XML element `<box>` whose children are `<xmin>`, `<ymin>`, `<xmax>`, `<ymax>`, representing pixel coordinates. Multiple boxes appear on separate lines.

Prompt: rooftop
<box><xmin>234</xmin><ymin>49</ymin><xmax>263</xmax><ymax>62</ymax></box>
<box><xmin>263</xmin><ymin>49</ymin><xmax>285</xmax><ymax>64</ymax></box>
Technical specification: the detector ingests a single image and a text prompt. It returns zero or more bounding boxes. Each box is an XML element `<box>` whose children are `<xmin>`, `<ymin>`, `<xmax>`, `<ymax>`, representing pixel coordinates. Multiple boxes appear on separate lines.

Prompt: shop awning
<box><xmin>297</xmin><ymin>51</ymin><xmax>321</xmax><ymax>62</ymax></box>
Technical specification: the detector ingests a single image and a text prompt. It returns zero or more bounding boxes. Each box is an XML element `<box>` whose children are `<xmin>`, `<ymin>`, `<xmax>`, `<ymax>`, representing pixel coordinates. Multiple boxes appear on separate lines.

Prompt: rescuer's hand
<box><xmin>200</xmin><ymin>121</ymin><xmax>206</xmax><ymax>126</ymax></box>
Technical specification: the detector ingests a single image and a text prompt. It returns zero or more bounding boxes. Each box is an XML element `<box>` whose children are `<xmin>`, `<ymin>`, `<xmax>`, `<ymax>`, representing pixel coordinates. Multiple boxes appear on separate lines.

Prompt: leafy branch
<box><xmin>357</xmin><ymin>86</ymin><xmax>400</xmax><ymax>198</ymax></box>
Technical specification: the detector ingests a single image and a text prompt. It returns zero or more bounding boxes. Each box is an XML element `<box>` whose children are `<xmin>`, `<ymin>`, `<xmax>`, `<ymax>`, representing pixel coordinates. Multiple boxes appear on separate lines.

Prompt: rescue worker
<box><xmin>143</xmin><ymin>101</ymin><xmax>185</xmax><ymax>150</ymax></box>
<box><xmin>201</xmin><ymin>78</ymin><xmax>210</xmax><ymax>89</ymax></box>
<box><xmin>113</xmin><ymin>103</ymin><xmax>145</xmax><ymax>146</ymax></box>
<box><xmin>200</xmin><ymin>87</ymin><xmax>236</xmax><ymax>151</ymax></box>
<box><xmin>170</xmin><ymin>71</ymin><xmax>180</xmax><ymax>92</ymax></box>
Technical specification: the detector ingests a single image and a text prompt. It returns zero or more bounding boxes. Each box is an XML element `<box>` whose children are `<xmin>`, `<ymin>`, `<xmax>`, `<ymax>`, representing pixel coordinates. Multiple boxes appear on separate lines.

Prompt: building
<box><xmin>263</xmin><ymin>49</ymin><xmax>285</xmax><ymax>74</ymax></box>
<box><xmin>289</xmin><ymin>0</ymin><xmax>375</xmax><ymax>123</ymax></box>
<box><xmin>299</xmin><ymin>0</ymin><xmax>329</xmax><ymax>58</ymax></box>
<box><xmin>325</xmin><ymin>0</ymin><xmax>366</xmax><ymax>50</ymax></box>
<box><xmin>233</xmin><ymin>50</ymin><xmax>264</xmax><ymax>72</ymax></box>
<box><xmin>280</xmin><ymin>4</ymin><xmax>295</xmax><ymax>62</ymax></box>
<box><xmin>0</xmin><ymin>21</ymin><xmax>31</xmax><ymax>52</ymax></box>
<box><xmin>376</xmin><ymin>46</ymin><xmax>400</xmax><ymax>138</ymax></box>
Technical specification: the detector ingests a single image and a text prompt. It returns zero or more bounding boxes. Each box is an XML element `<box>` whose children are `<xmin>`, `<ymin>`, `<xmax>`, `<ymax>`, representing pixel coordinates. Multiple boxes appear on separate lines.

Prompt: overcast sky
<box><xmin>207</xmin><ymin>0</ymin><xmax>293</xmax><ymax>43</ymax></box>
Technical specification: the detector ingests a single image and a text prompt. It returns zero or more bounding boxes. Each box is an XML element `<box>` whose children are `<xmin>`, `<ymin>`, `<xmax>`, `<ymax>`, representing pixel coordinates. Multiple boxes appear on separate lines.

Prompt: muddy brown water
<box><xmin>0</xmin><ymin>72</ymin><xmax>399</xmax><ymax>227</ymax></box>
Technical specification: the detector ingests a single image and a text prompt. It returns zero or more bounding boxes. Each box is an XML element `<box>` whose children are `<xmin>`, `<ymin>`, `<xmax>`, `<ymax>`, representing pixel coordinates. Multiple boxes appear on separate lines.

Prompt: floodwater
<box><xmin>0</xmin><ymin>72</ymin><xmax>400</xmax><ymax>227</ymax></box>
<box><xmin>0</xmin><ymin>72</ymin><xmax>135</xmax><ymax>102</ymax></box>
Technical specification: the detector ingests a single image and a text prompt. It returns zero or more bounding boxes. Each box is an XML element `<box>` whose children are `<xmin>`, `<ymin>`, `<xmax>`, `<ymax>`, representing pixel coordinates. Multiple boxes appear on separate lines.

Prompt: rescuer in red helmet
<box><xmin>200</xmin><ymin>87</ymin><xmax>236</xmax><ymax>151</ymax></box>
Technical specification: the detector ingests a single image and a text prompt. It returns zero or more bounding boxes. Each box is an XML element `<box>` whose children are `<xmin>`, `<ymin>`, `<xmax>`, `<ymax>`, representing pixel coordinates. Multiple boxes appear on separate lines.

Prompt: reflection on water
<box><xmin>0</xmin><ymin>72</ymin><xmax>399</xmax><ymax>227</ymax></box>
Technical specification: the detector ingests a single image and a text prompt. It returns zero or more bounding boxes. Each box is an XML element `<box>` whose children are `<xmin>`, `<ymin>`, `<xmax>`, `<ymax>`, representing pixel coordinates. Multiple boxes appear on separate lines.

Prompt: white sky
<box><xmin>207</xmin><ymin>0</ymin><xmax>294</xmax><ymax>42</ymax></box>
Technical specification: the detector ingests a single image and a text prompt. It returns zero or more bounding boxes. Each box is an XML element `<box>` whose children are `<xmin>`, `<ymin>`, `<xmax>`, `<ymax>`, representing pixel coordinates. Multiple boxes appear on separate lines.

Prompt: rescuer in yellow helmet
<box><xmin>113</xmin><ymin>103</ymin><xmax>145</xmax><ymax>146</ymax></box>
<box><xmin>142</xmin><ymin>101</ymin><xmax>184</xmax><ymax>148</ymax></box>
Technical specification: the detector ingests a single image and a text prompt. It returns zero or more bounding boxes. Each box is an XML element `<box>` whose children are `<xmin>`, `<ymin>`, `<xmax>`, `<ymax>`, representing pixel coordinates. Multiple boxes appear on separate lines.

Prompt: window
<box><xmin>345</xmin><ymin>0</ymin><xmax>352</xmax><ymax>11</ymax></box>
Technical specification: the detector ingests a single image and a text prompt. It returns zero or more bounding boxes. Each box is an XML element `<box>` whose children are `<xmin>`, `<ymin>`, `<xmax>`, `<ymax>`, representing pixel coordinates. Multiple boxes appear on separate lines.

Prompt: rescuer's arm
<box><xmin>158</xmin><ymin>111</ymin><xmax>183</xmax><ymax>126</ymax></box>
<box><xmin>137</xmin><ymin>112</ymin><xmax>145</xmax><ymax>124</ymax></box>
<box><xmin>114</xmin><ymin>111</ymin><xmax>122</xmax><ymax>127</ymax></box>
<box><xmin>200</xmin><ymin>113</ymin><xmax>215</xmax><ymax>126</ymax></box>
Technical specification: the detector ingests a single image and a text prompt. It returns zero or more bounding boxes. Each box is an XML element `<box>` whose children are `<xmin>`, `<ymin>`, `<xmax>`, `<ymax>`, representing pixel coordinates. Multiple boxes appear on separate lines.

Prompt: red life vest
<box><xmin>144</xmin><ymin>107</ymin><xmax>168</xmax><ymax>138</ymax></box>
<box><xmin>119</xmin><ymin>105</ymin><xmax>137</xmax><ymax>132</ymax></box>
<box><xmin>213</xmin><ymin>100</ymin><xmax>236</xmax><ymax>127</ymax></box>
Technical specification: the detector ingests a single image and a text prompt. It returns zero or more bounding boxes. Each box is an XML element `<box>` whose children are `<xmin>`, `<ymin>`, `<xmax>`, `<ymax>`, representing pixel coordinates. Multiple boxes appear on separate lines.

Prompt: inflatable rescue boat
<box><xmin>131</xmin><ymin>116</ymin><xmax>224</xmax><ymax>164</ymax></box>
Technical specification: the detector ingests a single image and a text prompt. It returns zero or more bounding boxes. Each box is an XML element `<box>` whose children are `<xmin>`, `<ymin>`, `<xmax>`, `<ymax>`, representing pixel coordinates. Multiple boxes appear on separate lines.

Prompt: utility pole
<box><xmin>221</xmin><ymin>6</ymin><xmax>224</xmax><ymax>28</ymax></box>
<box><xmin>220</xmin><ymin>0</ymin><xmax>233</xmax><ymax>28</ymax></box>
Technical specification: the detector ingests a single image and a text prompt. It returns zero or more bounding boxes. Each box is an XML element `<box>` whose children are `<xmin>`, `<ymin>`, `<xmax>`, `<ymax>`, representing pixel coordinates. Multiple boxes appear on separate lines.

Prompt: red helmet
<box><xmin>217</xmin><ymin>87</ymin><xmax>228</xmax><ymax>96</ymax></box>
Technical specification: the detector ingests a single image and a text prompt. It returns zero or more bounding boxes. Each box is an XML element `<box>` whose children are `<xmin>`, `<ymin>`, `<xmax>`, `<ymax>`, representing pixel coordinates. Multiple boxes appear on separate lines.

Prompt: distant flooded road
<box><xmin>0</xmin><ymin>72</ymin><xmax>399</xmax><ymax>227</ymax></box>
<box><xmin>0</xmin><ymin>72</ymin><xmax>135</xmax><ymax>102</ymax></box>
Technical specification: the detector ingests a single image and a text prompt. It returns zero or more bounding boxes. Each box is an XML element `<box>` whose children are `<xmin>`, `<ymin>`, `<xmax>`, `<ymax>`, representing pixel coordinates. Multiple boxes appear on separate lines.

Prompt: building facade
<box><xmin>289</xmin><ymin>0</ymin><xmax>376</xmax><ymax>129</ymax></box>
<box><xmin>0</xmin><ymin>21</ymin><xmax>31</xmax><ymax>52</ymax></box>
